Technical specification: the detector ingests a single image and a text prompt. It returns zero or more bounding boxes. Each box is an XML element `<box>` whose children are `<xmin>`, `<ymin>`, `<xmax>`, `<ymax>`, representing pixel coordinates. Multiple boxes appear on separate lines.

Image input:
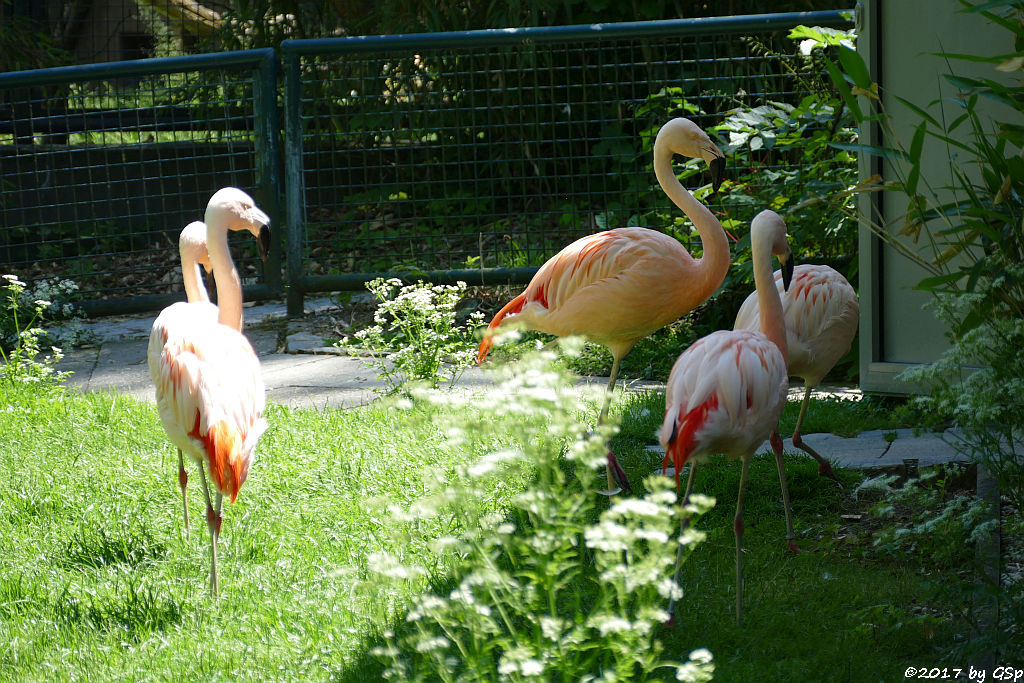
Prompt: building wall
<box><xmin>857</xmin><ymin>0</ymin><xmax>1017</xmax><ymax>393</ymax></box>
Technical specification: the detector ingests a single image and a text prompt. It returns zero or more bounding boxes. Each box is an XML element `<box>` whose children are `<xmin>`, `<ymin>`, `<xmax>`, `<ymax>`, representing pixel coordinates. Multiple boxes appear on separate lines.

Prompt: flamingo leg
<box><xmin>770</xmin><ymin>432</ymin><xmax>798</xmax><ymax>552</ymax></box>
<box><xmin>597</xmin><ymin>354</ymin><xmax>622</xmax><ymax>425</ymax></box>
<box><xmin>597</xmin><ymin>354</ymin><xmax>632</xmax><ymax>496</ymax></box>
<box><xmin>197</xmin><ymin>462</ymin><xmax>221</xmax><ymax>597</ymax></box>
<box><xmin>734</xmin><ymin>456</ymin><xmax>750</xmax><ymax>627</ymax></box>
<box><xmin>667</xmin><ymin>462</ymin><xmax>698</xmax><ymax>622</ymax></box>
<box><xmin>791</xmin><ymin>386</ymin><xmax>843</xmax><ymax>487</ymax></box>
<box><xmin>177</xmin><ymin>449</ymin><xmax>190</xmax><ymax>537</ymax></box>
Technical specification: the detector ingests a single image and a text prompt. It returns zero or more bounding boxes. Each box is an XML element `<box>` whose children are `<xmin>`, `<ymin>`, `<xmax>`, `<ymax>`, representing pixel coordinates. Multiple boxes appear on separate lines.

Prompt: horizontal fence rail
<box><xmin>0</xmin><ymin>49</ymin><xmax>282</xmax><ymax>316</ymax></box>
<box><xmin>280</xmin><ymin>10</ymin><xmax>853</xmax><ymax>315</ymax></box>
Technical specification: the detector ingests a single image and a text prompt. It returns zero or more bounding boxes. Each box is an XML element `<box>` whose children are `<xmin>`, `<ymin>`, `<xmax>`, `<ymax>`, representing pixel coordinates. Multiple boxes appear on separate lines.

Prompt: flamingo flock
<box><xmin>142</xmin><ymin>117</ymin><xmax>857</xmax><ymax>621</ymax></box>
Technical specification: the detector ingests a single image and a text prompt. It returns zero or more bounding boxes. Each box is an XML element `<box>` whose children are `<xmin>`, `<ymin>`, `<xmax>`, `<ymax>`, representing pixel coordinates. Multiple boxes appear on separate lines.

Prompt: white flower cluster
<box><xmin>362</xmin><ymin>345</ymin><xmax>715</xmax><ymax>679</ymax></box>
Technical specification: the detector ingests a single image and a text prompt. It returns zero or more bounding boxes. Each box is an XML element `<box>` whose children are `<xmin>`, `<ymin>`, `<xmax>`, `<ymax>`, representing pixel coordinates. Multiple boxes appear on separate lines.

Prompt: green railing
<box><xmin>0</xmin><ymin>10</ymin><xmax>854</xmax><ymax>318</ymax></box>
<box><xmin>0</xmin><ymin>49</ymin><xmax>282</xmax><ymax>316</ymax></box>
<box><xmin>279</xmin><ymin>10</ymin><xmax>852</xmax><ymax>314</ymax></box>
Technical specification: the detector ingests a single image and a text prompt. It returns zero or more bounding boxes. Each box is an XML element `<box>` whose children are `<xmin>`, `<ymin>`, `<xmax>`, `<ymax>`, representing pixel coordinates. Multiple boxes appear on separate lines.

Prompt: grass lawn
<box><xmin>0</xmin><ymin>374</ymin><xmax>981</xmax><ymax>681</ymax></box>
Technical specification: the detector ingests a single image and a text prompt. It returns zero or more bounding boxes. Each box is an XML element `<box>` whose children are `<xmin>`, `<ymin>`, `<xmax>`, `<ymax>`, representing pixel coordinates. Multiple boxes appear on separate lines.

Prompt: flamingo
<box><xmin>477</xmin><ymin>117</ymin><xmax>728</xmax><ymax>494</ymax></box>
<box><xmin>157</xmin><ymin>220</ymin><xmax>216</xmax><ymax>534</ymax></box>
<box><xmin>733</xmin><ymin>263</ymin><xmax>859</xmax><ymax>485</ymax></box>
<box><xmin>660</xmin><ymin>209</ymin><xmax>794</xmax><ymax>626</ymax></box>
<box><xmin>148</xmin><ymin>187</ymin><xmax>270</xmax><ymax>595</ymax></box>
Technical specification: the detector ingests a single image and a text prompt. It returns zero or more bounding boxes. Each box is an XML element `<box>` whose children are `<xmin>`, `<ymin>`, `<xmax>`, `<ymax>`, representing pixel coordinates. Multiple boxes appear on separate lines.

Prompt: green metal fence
<box><xmin>0</xmin><ymin>49</ymin><xmax>281</xmax><ymax>316</ymax></box>
<box><xmin>280</xmin><ymin>10</ymin><xmax>853</xmax><ymax>315</ymax></box>
<box><xmin>0</xmin><ymin>10</ymin><xmax>853</xmax><ymax>318</ymax></box>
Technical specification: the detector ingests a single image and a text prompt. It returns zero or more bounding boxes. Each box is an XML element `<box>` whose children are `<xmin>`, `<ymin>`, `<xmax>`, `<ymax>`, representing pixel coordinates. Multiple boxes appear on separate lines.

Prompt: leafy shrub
<box><xmin>338</xmin><ymin>278</ymin><xmax>484</xmax><ymax>392</ymax></box>
<box><xmin>0</xmin><ymin>274</ymin><xmax>71</xmax><ymax>389</ymax></box>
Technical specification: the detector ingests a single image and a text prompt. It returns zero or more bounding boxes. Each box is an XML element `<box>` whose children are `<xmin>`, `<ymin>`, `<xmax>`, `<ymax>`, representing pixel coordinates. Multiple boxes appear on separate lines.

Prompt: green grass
<box><xmin>0</xmin><ymin>379</ymin><xmax>978</xmax><ymax>681</ymax></box>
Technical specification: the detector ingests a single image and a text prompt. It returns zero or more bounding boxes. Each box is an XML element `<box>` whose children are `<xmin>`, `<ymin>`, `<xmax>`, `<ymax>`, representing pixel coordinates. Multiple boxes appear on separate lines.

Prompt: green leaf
<box><xmin>914</xmin><ymin>272</ymin><xmax>964</xmax><ymax>292</ymax></box>
<box><xmin>838</xmin><ymin>45</ymin><xmax>872</xmax><ymax>90</ymax></box>
<box><xmin>893</xmin><ymin>95</ymin><xmax>941</xmax><ymax>127</ymax></box>
<box><xmin>829</xmin><ymin>141</ymin><xmax>909</xmax><ymax>162</ymax></box>
<box><xmin>825</xmin><ymin>58</ymin><xmax>864</xmax><ymax>121</ymax></box>
<box><xmin>906</xmin><ymin>165</ymin><xmax>922</xmax><ymax>197</ymax></box>
<box><xmin>909</xmin><ymin>122</ymin><xmax>927</xmax><ymax>164</ymax></box>
<box><xmin>930</xmin><ymin>51</ymin><xmax>1016</xmax><ymax>65</ymax></box>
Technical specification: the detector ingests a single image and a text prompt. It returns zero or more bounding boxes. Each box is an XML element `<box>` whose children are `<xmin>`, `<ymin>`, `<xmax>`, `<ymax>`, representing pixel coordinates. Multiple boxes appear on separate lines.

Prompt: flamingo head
<box><xmin>206</xmin><ymin>187</ymin><xmax>272</xmax><ymax>261</ymax></box>
<box><xmin>657</xmin><ymin>118</ymin><xmax>726</xmax><ymax>193</ymax></box>
<box><xmin>179</xmin><ymin>220</ymin><xmax>212</xmax><ymax>272</ymax></box>
<box><xmin>751</xmin><ymin>209</ymin><xmax>795</xmax><ymax>291</ymax></box>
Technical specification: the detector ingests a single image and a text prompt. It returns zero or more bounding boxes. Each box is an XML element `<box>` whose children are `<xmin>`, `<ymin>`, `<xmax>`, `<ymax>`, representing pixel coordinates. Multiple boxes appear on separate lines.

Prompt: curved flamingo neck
<box><xmin>206</xmin><ymin>219</ymin><xmax>244</xmax><ymax>332</ymax></box>
<box><xmin>751</xmin><ymin>235</ymin><xmax>788</xmax><ymax>363</ymax></box>
<box><xmin>181</xmin><ymin>249</ymin><xmax>210</xmax><ymax>304</ymax></box>
<box><xmin>653</xmin><ymin>143</ymin><xmax>730</xmax><ymax>304</ymax></box>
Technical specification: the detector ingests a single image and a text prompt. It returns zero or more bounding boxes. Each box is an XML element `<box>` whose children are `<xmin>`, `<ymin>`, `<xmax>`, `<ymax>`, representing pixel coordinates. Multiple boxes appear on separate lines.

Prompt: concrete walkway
<box><xmin>54</xmin><ymin>297</ymin><xmax>969</xmax><ymax>474</ymax></box>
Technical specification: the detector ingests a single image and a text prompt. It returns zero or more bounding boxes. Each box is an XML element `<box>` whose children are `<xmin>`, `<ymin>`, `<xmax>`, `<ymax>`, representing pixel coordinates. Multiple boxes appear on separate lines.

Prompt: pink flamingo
<box><xmin>478</xmin><ymin>118</ymin><xmax>728</xmax><ymax>494</ymax></box>
<box><xmin>148</xmin><ymin>187</ymin><xmax>270</xmax><ymax>595</ymax></box>
<box><xmin>660</xmin><ymin>209</ymin><xmax>794</xmax><ymax>626</ymax></box>
<box><xmin>154</xmin><ymin>221</ymin><xmax>216</xmax><ymax>534</ymax></box>
<box><xmin>733</xmin><ymin>263</ymin><xmax>859</xmax><ymax>484</ymax></box>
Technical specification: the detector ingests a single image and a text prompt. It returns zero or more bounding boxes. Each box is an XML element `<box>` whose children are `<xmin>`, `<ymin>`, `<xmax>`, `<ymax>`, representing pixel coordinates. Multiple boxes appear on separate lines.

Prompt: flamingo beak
<box><xmin>256</xmin><ymin>224</ymin><xmax>271</xmax><ymax>262</ymax></box>
<box><xmin>708</xmin><ymin>153</ymin><xmax>725</xmax><ymax>194</ymax></box>
<box><xmin>781</xmin><ymin>253</ymin><xmax>795</xmax><ymax>291</ymax></box>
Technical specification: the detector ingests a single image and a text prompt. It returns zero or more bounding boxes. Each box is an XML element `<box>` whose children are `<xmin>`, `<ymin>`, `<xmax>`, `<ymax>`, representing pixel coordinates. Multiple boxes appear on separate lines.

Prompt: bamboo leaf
<box><xmin>893</xmin><ymin>95</ymin><xmax>941</xmax><ymax>127</ymax></box>
<box><xmin>944</xmin><ymin>74</ymin><xmax>987</xmax><ymax>91</ymax></box>
<box><xmin>931</xmin><ymin>51</ymin><xmax>1020</xmax><ymax>65</ymax></box>
<box><xmin>829</xmin><ymin>141</ymin><xmax>909</xmax><ymax>162</ymax></box>
<box><xmin>914</xmin><ymin>272</ymin><xmax>964</xmax><ymax>292</ymax></box>
<box><xmin>834</xmin><ymin>174</ymin><xmax>900</xmax><ymax>198</ymax></box>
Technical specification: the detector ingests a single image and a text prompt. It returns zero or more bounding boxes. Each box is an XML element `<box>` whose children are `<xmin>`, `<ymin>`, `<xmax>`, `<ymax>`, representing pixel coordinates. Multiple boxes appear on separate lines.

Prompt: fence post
<box><xmin>253</xmin><ymin>48</ymin><xmax>283</xmax><ymax>296</ymax></box>
<box><xmin>282</xmin><ymin>46</ymin><xmax>306</xmax><ymax>317</ymax></box>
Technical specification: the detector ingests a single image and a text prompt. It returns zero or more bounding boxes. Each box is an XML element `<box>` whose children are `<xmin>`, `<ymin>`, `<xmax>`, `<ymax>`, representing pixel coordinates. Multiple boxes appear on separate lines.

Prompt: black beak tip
<box><xmin>782</xmin><ymin>257</ymin><xmax>795</xmax><ymax>292</ymax></box>
<box><xmin>258</xmin><ymin>225</ymin><xmax>272</xmax><ymax>261</ymax></box>
<box><xmin>709</xmin><ymin>156</ymin><xmax>726</xmax><ymax>194</ymax></box>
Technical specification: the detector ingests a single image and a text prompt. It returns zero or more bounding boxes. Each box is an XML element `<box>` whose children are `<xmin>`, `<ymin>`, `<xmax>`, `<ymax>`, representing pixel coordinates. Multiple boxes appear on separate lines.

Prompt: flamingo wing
<box><xmin>660</xmin><ymin>329</ymin><xmax>788</xmax><ymax>486</ymax></box>
<box><xmin>150</xmin><ymin>308</ymin><xmax>266</xmax><ymax>503</ymax></box>
<box><xmin>734</xmin><ymin>265</ymin><xmax>859</xmax><ymax>385</ymax></box>
<box><xmin>781</xmin><ymin>265</ymin><xmax>859</xmax><ymax>383</ymax></box>
<box><xmin>479</xmin><ymin>228</ymin><xmax>695</xmax><ymax>360</ymax></box>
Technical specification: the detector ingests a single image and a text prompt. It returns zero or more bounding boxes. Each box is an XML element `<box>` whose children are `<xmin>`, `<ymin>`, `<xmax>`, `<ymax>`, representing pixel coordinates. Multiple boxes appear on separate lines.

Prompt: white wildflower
<box><xmin>520</xmin><ymin>659</ymin><xmax>544</xmax><ymax>676</ymax></box>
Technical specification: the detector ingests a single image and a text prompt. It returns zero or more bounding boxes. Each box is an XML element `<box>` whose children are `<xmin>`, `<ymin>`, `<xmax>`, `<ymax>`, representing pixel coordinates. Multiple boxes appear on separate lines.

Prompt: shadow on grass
<box><xmin>59</xmin><ymin>522</ymin><xmax>168</xmax><ymax>570</ymax></box>
<box><xmin>53</xmin><ymin>578</ymin><xmax>185</xmax><ymax>640</ymax></box>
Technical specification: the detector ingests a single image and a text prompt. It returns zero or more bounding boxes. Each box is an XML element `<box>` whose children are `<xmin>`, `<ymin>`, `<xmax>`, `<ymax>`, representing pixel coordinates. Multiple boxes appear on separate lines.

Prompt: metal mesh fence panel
<box><xmin>281</xmin><ymin>11</ymin><xmax>854</xmax><ymax>313</ymax></box>
<box><xmin>0</xmin><ymin>50</ymin><xmax>280</xmax><ymax>315</ymax></box>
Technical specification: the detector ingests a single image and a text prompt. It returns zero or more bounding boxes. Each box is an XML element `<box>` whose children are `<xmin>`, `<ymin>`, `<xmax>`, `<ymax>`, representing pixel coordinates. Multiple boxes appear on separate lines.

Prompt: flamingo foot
<box><xmin>818</xmin><ymin>461</ymin><xmax>843</xmax><ymax>486</ymax></box>
<box><xmin>597</xmin><ymin>452</ymin><xmax>632</xmax><ymax>496</ymax></box>
<box><xmin>786</xmin><ymin>540</ymin><xmax>801</xmax><ymax>554</ymax></box>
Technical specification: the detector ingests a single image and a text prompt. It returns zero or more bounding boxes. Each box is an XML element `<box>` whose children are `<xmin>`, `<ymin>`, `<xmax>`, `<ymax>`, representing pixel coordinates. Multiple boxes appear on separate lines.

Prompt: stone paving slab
<box><xmin>644</xmin><ymin>426</ymin><xmax>970</xmax><ymax>473</ymax></box>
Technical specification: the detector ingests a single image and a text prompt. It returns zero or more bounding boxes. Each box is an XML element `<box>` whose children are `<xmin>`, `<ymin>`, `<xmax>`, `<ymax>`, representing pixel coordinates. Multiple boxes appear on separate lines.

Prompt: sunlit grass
<box><xmin>0</xmin><ymin>378</ymin><xmax>977</xmax><ymax>681</ymax></box>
